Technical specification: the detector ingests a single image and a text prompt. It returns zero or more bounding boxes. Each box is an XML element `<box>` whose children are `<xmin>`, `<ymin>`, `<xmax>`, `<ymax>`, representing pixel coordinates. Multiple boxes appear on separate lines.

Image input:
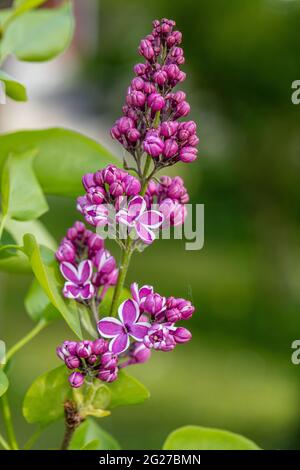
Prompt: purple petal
<box><xmin>98</xmin><ymin>317</ymin><xmax>124</xmax><ymax>338</ymax></box>
<box><xmin>116</xmin><ymin>209</ymin><xmax>134</xmax><ymax>226</ymax></box>
<box><xmin>77</xmin><ymin>260</ymin><xmax>93</xmax><ymax>284</ymax></box>
<box><xmin>139</xmin><ymin>285</ymin><xmax>154</xmax><ymax>300</ymax></box>
<box><xmin>127</xmin><ymin>196</ymin><xmax>146</xmax><ymax>221</ymax></box>
<box><xmin>119</xmin><ymin>299</ymin><xmax>139</xmax><ymax>326</ymax></box>
<box><xmin>109</xmin><ymin>333</ymin><xmax>130</xmax><ymax>354</ymax></box>
<box><xmin>80</xmin><ymin>283</ymin><xmax>95</xmax><ymax>299</ymax></box>
<box><xmin>60</xmin><ymin>262</ymin><xmax>79</xmax><ymax>283</ymax></box>
<box><xmin>138</xmin><ymin>210</ymin><xmax>164</xmax><ymax>228</ymax></box>
<box><xmin>63</xmin><ymin>282</ymin><xmax>80</xmax><ymax>299</ymax></box>
<box><xmin>135</xmin><ymin>223</ymin><xmax>156</xmax><ymax>245</ymax></box>
<box><xmin>130</xmin><ymin>282</ymin><xmax>139</xmax><ymax>303</ymax></box>
<box><xmin>129</xmin><ymin>322</ymin><xmax>150</xmax><ymax>341</ymax></box>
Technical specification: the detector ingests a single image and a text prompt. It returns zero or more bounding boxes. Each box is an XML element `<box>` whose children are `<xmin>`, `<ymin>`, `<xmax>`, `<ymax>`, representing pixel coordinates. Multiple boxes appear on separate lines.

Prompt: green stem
<box><xmin>0</xmin><ymin>394</ymin><xmax>18</xmax><ymax>450</ymax></box>
<box><xmin>6</xmin><ymin>320</ymin><xmax>47</xmax><ymax>363</ymax></box>
<box><xmin>0</xmin><ymin>432</ymin><xmax>10</xmax><ymax>450</ymax></box>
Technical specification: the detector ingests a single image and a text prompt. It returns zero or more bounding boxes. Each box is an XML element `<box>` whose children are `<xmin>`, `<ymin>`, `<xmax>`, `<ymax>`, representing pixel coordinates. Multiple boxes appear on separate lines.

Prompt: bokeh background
<box><xmin>1</xmin><ymin>0</ymin><xmax>300</xmax><ymax>450</ymax></box>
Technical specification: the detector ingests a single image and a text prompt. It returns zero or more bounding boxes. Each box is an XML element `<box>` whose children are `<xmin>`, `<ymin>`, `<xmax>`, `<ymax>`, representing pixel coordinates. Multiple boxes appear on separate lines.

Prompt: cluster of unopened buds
<box><xmin>56</xmin><ymin>18</ymin><xmax>198</xmax><ymax>388</ymax></box>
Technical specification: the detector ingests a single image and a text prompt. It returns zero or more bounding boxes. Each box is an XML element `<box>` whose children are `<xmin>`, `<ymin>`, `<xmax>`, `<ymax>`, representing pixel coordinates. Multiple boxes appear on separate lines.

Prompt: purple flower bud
<box><xmin>65</xmin><ymin>355</ymin><xmax>80</xmax><ymax>370</ymax></box>
<box><xmin>87</xmin><ymin>186</ymin><xmax>106</xmax><ymax>204</ymax></box>
<box><xmin>165</xmin><ymin>308</ymin><xmax>181</xmax><ymax>322</ymax></box>
<box><xmin>117</xmin><ymin>116</ymin><xmax>135</xmax><ymax>134</ymax></box>
<box><xmin>134</xmin><ymin>63</ymin><xmax>147</xmax><ymax>76</ymax></box>
<box><xmin>160</xmin><ymin>121</ymin><xmax>179</xmax><ymax>137</ymax></box>
<box><xmin>128</xmin><ymin>343</ymin><xmax>151</xmax><ymax>365</ymax></box>
<box><xmin>127</xmin><ymin>128</ymin><xmax>141</xmax><ymax>143</ymax></box>
<box><xmin>127</xmin><ymin>90</ymin><xmax>146</xmax><ymax>108</ymax></box>
<box><xmin>165</xmin><ymin>64</ymin><xmax>180</xmax><ymax>80</ymax></box>
<box><xmin>188</xmin><ymin>134</ymin><xmax>199</xmax><ymax>146</ymax></box>
<box><xmin>111</xmin><ymin>125</ymin><xmax>122</xmax><ymax>140</ymax></box>
<box><xmin>175</xmin><ymin>101</ymin><xmax>190</xmax><ymax>118</ymax></box>
<box><xmin>67</xmin><ymin>227</ymin><xmax>77</xmax><ymax>241</ymax></box>
<box><xmin>147</xmin><ymin>92</ymin><xmax>165</xmax><ymax>112</ymax></box>
<box><xmin>161</xmin><ymin>22</ymin><xmax>171</xmax><ymax>34</ymax></box>
<box><xmin>124</xmin><ymin>175</ymin><xmax>141</xmax><ymax>196</ymax></box>
<box><xmin>56</xmin><ymin>240</ymin><xmax>75</xmax><ymax>263</ymax></box>
<box><xmin>139</xmin><ymin>39</ymin><xmax>155</xmax><ymax>60</ymax></box>
<box><xmin>172</xmin><ymin>327</ymin><xmax>192</xmax><ymax>344</ymax></box>
<box><xmin>147</xmin><ymin>180</ymin><xmax>158</xmax><ymax>195</ymax></box>
<box><xmin>143</xmin><ymin>133</ymin><xmax>164</xmax><ymax>158</ymax></box>
<box><xmin>179</xmin><ymin>146</ymin><xmax>198</xmax><ymax>163</ymax></box>
<box><xmin>76</xmin><ymin>341</ymin><xmax>92</xmax><ymax>359</ymax></box>
<box><xmin>101</xmin><ymin>352</ymin><xmax>118</xmax><ymax>369</ymax></box>
<box><xmin>87</xmin><ymin>354</ymin><xmax>98</xmax><ymax>365</ymax></box>
<box><xmin>88</xmin><ymin>233</ymin><xmax>104</xmax><ymax>252</ymax></box>
<box><xmin>173</xmin><ymin>91</ymin><xmax>186</xmax><ymax>103</ymax></box>
<box><xmin>131</xmin><ymin>77</ymin><xmax>145</xmax><ymax>91</ymax></box>
<box><xmin>144</xmin><ymin>81</ymin><xmax>156</xmax><ymax>94</ymax></box>
<box><xmin>178</xmin><ymin>129</ymin><xmax>189</xmax><ymax>142</ymax></box>
<box><xmin>153</xmin><ymin>70</ymin><xmax>168</xmax><ymax>86</ymax></box>
<box><xmin>177</xmin><ymin>70</ymin><xmax>186</xmax><ymax>81</ymax></box>
<box><xmin>92</xmin><ymin>338</ymin><xmax>109</xmax><ymax>355</ymax></box>
<box><xmin>163</xmin><ymin>139</ymin><xmax>178</xmax><ymax>158</ymax></box>
<box><xmin>74</xmin><ymin>221</ymin><xmax>85</xmax><ymax>233</ymax></box>
<box><xmin>143</xmin><ymin>293</ymin><xmax>166</xmax><ymax>316</ymax></box>
<box><xmin>82</xmin><ymin>173</ymin><xmax>95</xmax><ymax>191</ymax></box>
<box><xmin>109</xmin><ymin>181</ymin><xmax>124</xmax><ymax>197</ymax></box>
<box><xmin>69</xmin><ymin>371</ymin><xmax>85</xmax><ymax>388</ymax></box>
<box><xmin>98</xmin><ymin>366</ymin><xmax>118</xmax><ymax>383</ymax></box>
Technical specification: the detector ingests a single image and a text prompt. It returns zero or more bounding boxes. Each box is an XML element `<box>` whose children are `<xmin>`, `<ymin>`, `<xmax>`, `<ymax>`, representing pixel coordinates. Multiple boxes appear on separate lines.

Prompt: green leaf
<box><xmin>0</xmin><ymin>128</ymin><xmax>120</xmax><ymax>197</ymax></box>
<box><xmin>163</xmin><ymin>426</ymin><xmax>261</xmax><ymax>451</ymax></box>
<box><xmin>25</xmin><ymin>279</ymin><xmax>60</xmax><ymax>323</ymax></box>
<box><xmin>0</xmin><ymin>70</ymin><xmax>27</xmax><ymax>101</ymax></box>
<box><xmin>0</xmin><ymin>3</ymin><xmax>74</xmax><ymax>62</ymax></box>
<box><xmin>23</xmin><ymin>234</ymin><xmax>82</xmax><ymax>338</ymax></box>
<box><xmin>13</xmin><ymin>0</ymin><xmax>47</xmax><ymax>13</ymax></box>
<box><xmin>1</xmin><ymin>149</ymin><xmax>48</xmax><ymax>221</ymax></box>
<box><xmin>0</xmin><ymin>369</ymin><xmax>9</xmax><ymax>397</ymax></box>
<box><xmin>23</xmin><ymin>365</ymin><xmax>70</xmax><ymax>425</ymax></box>
<box><xmin>73</xmin><ymin>381</ymin><xmax>111</xmax><ymax>419</ymax></box>
<box><xmin>69</xmin><ymin>418</ymin><xmax>121</xmax><ymax>450</ymax></box>
<box><xmin>107</xmin><ymin>370</ymin><xmax>150</xmax><ymax>409</ymax></box>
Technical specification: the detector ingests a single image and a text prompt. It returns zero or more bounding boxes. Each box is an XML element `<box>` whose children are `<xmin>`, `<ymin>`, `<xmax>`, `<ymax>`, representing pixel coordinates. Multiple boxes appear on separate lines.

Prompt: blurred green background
<box><xmin>1</xmin><ymin>0</ymin><xmax>300</xmax><ymax>450</ymax></box>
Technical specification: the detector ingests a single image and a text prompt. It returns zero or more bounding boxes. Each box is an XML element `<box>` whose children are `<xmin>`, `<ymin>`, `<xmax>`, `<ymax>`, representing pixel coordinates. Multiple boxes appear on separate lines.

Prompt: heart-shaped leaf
<box><xmin>23</xmin><ymin>365</ymin><xmax>71</xmax><ymax>425</ymax></box>
<box><xmin>163</xmin><ymin>426</ymin><xmax>261</xmax><ymax>450</ymax></box>
<box><xmin>0</xmin><ymin>70</ymin><xmax>27</xmax><ymax>101</ymax></box>
<box><xmin>69</xmin><ymin>418</ymin><xmax>121</xmax><ymax>450</ymax></box>
<box><xmin>1</xmin><ymin>148</ymin><xmax>48</xmax><ymax>221</ymax></box>
<box><xmin>0</xmin><ymin>2</ymin><xmax>74</xmax><ymax>62</ymax></box>
<box><xmin>0</xmin><ymin>128</ymin><xmax>120</xmax><ymax>197</ymax></box>
<box><xmin>23</xmin><ymin>233</ymin><xmax>82</xmax><ymax>338</ymax></box>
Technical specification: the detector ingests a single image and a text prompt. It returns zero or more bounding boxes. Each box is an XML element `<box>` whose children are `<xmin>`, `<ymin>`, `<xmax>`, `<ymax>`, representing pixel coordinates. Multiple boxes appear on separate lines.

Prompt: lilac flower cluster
<box><xmin>98</xmin><ymin>283</ymin><xmax>194</xmax><ymax>355</ymax></box>
<box><xmin>56</xmin><ymin>19</ymin><xmax>198</xmax><ymax>389</ymax></box>
<box><xmin>56</xmin><ymin>338</ymin><xmax>120</xmax><ymax>387</ymax></box>
<box><xmin>77</xmin><ymin>165</ymin><xmax>141</xmax><ymax>228</ymax></box>
<box><xmin>146</xmin><ymin>175</ymin><xmax>189</xmax><ymax>226</ymax></box>
<box><xmin>110</xmin><ymin>18</ymin><xmax>199</xmax><ymax>167</ymax></box>
<box><xmin>56</xmin><ymin>221</ymin><xmax>117</xmax><ymax>301</ymax></box>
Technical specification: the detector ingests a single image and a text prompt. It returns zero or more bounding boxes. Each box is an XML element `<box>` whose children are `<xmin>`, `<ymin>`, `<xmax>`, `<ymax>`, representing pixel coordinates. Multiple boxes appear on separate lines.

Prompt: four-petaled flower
<box><xmin>97</xmin><ymin>299</ymin><xmax>150</xmax><ymax>354</ymax></box>
<box><xmin>60</xmin><ymin>260</ymin><xmax>95</xmax><ymax>300</ymax></box>
<box><xmin>116</xmin><ymin>196</ymin><xmax>164</xmax><ymax>244</ymax></box>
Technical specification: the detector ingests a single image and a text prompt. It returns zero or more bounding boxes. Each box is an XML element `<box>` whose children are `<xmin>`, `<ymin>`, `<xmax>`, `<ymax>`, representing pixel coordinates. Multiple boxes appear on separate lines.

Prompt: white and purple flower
<box><xmin>60</xmin><ymin>260</ymin><xmax>95</xmax><ymax>300</ymax></box>
<box><xmin>116</xmin><ymin>195</ymin><xmax>164</xmax><ymax>244</ymax></box>
<box><xmin>97</xmin><ymin>299</ymin><xmax>150</xmax><ymax>354</ymax></box>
